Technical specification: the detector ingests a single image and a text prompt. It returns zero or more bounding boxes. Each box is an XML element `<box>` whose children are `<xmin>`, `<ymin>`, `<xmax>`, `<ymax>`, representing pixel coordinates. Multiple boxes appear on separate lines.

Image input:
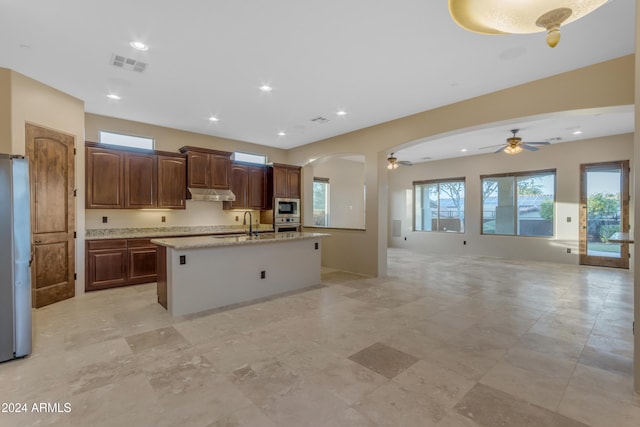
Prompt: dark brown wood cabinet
<box><xmin>86</xmin><ymin>142</ymin><xmax>186</xmax><ymax>209</ymax></box>
<box><xmin>249</xmin><ymin>165</ymin><xmax>267</xmax><ymax>209</ymax></box>
<box><xmin>273</xmin><ymin>163</ymin><xmax>301</xmax><ymax>199</ymax></box>
<box><xmin>124</xmin><ymin>152</ymin><xmax>157</xmax><ymax>209</ymax></box>
<box><xmin>157</xmin><ymin>155</ymin><xmax>187</xmax><ymax>209</ymax></box>
<box><xmin>86</xmin><ymin>238</ymin><xmax>157</xmax><ymax>291</ymax></box>
<box><xmin>127</xmin><ymin>239</ymin><xmax>157</xmax><ymax>284</ymax></box>
<box><xmin>224</xmin><ymin>162</ymin><xmax>267</xmax><ymax>210</ymax></box>
<box><xmin>180</xmin><ymin>146</ymin><xmax>232</xmax><ymax>190</ymax></box>
<box><xmin>86</xmin><ymin>146</ymin><xmax>125</xmax><ymax>208</ymax></box>
<box><xmin>86</xmin><ymin>239</ymin><xmax>128</xmax><ymax>291</ymax></box>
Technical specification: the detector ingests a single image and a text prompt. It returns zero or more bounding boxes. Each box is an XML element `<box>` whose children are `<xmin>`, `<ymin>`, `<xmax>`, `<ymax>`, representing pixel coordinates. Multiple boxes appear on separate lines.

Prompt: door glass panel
<box><xmin>586</xmin><ymin>167</ymin><xmax>621</xmax><ymax>258</ymax></box>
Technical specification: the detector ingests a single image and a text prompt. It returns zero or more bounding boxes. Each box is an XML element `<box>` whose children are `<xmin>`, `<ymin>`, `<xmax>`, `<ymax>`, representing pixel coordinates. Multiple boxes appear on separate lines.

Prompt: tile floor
<box><xmin>0</xmin><ymin>248</ymin><xmax>639</xmax><ymax>426</ymax></box>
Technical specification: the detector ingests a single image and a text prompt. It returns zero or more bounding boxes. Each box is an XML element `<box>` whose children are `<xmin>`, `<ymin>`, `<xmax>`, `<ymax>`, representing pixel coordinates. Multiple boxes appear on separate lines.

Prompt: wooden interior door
<box><xmin>26</xmin><ymin>124</ymin><xmax>75</xmax><ymax>307</ymax></box>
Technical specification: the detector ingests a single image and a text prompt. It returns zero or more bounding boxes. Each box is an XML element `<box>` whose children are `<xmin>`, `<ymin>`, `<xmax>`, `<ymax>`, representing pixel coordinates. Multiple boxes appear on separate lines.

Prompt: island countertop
<box><xmin>151</xmin><ymin>231</ymin><xmax>330</xmax><ymax>249</ymax></box>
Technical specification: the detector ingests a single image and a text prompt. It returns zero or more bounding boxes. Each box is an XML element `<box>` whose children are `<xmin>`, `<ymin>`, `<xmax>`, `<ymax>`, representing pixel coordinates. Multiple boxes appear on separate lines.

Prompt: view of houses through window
<box><xmin>414</xmin><ymin>178</ymin><xmax>465</xmax><ymax>232</ymax></box>
<box><xmin>481</xmin><ymin>170</ymin><xmax>556</xmax><ymax>237</ymax></box>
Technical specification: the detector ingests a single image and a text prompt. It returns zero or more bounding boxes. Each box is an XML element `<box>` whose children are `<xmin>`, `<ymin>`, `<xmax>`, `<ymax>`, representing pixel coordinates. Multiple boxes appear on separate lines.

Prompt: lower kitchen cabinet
<box><xmin>86</xmin><ymin>240</ymin><xmax>128</xmax><ymax>291</ymax></box>
<box><xmin>86</xmin><ymin>238</ymin><xmax>157</xmax><ymax>291</ymax></box>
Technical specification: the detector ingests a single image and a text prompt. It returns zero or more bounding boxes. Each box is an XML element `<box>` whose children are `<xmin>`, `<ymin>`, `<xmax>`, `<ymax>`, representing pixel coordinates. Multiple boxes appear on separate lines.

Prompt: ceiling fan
<box><xmin>483</xmin><ymin>129</ymin><xmax>551</xmax><ymax>155</ymax></box>
<box><xmin>387</xmin><ymin>153</ymin><xmax>412</xmax><ymax>169</ymax></box>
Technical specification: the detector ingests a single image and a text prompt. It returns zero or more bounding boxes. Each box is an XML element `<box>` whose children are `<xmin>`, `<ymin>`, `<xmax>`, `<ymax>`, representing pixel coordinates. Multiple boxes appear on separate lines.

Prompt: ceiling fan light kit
<box><xmin>387</xmin><ymin>153</ymin><xmax>412</xmax><ymax>169</ymax></box>
<box><xmin>448</xmin><ymin>0</ymin><xmax>608</xmax><ymax>47</ymax></box>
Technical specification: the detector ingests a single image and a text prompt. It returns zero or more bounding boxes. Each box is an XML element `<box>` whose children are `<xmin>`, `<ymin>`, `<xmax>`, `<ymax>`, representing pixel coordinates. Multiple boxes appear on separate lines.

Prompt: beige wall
<box><xmin>85</xmin><ymin>113</ymin><xmax>288</xmax><ymax>160</ymax></box>
<box><xmin>388</xmin><ymin>134</ymin><xmax>633</xmax><ymax>265</ymax></box>
<box><xmin>290</xmin><ymin>55</ymin><xmax>634</xmax><ymax>278</ymax></box>
<box><xmin>308</xmin><ymin>158</ymin><xmax>365</xmax><ymax>229</ymax></box>
<box><xmin>1</xmin><ymin>68</ymin><xmax>86</xmax><ymax>295</ymax></box>
<box><xmin>84</xmin><ymin>113</ymin><xmax>290</xmax><ymax>232</ymax></box>
<box><xmin>0</xmin><ymin>69</ymin><xmax>11</xmax><ymax>154</ymax></box>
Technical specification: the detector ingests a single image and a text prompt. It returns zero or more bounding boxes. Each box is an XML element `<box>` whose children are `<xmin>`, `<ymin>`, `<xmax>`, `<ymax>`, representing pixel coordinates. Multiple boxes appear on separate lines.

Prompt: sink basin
<box><xmin>212</xmin><ymin>233</ymin><xmax>276</xmax><ymax>242</ymax></box>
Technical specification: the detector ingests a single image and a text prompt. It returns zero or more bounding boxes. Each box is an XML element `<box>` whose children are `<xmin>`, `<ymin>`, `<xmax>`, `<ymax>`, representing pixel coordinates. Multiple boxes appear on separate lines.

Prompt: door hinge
<box><xmin>73</xmin><ymin>148</ymin><xmax>76</xmax><ymax>155</ymax></box>
<box><xmin>73</xmin><ymin>189</ymin><xmax>77</xmax><ymax>197</ymax></box>
<box><xmin>74</xmin><ymin>273</ymin><xmax>77</xmax><ymax>280</ymax></box>
<box><xmin>73</xmin><ymin>231</ymin><xmax>76</xmax><ymax>238</ymax></box>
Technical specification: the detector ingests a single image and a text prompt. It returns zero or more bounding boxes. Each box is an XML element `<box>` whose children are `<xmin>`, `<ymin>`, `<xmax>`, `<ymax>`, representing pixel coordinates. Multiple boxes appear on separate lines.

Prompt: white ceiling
<box><xmin>0</xmin><ymin>0</ymin><xmax>635</xmax><ymax>162</ymax></box>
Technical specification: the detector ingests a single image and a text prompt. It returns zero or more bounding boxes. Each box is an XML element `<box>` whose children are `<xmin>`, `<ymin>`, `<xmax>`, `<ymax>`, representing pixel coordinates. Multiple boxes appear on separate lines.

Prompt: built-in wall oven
<box><xmin>274</xmin><ymin>198</ymin><xmax>300</xmax><ymax>232</ymax></box>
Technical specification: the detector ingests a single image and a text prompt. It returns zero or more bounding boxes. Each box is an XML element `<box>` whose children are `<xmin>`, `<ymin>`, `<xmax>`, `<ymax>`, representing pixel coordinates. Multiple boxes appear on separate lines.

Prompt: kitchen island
<box><xmin>151</xmin><ymin>232</ymin><xmax>330</xmax><ymax>316</ymax></box>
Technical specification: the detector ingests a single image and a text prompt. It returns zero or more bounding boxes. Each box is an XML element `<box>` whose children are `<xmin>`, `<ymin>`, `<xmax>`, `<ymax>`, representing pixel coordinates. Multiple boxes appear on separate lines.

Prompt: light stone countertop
<box><xmin>85</xmin><ymin>225</ymin><xmax>274</xmax><ymax>240</ymax></box>
<box><xmin>151</xmin><ymin>232</ymin><xmax>330</xmax><ymax>249</ymax></box>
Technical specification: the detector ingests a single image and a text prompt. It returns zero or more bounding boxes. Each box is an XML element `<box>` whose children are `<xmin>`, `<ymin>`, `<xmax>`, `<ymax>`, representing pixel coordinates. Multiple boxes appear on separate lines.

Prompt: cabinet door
<box><xmin>287</xmin><ymin>167</ymin><xmax>301</xmax><ymax>199</ymax></box>
<box><xmin>249</xmin><ymin>166</ymin><xmax>266</xmax><ymax>210</ymax></box>
<box><xmin>86</xmin><ymin>240</ymin><xmax>128</xmax><ymax>291</ymax></box>
<box><xmin>210</xmin><ymin>153</ymin><xmax>231</xmax><ymax>189</ymax></box>
<box><xmin>187</xmin><ymin>152</ymin><xmax>210</xmax><ymax>188</ymax></box>
<box><xmin>124</xmin><ymin>152</ymin><xmax>157</xmax><ymax>209</ymax></box>
<box><xmin>86</xmin><ymin>147</ymin><xmax>124</xmax><ymax>208</ymax></box>
<box><xmin>158</xmin><ymin>155</ymin><xmax>186</xmax><ymax>209</ymax></box>
<box><xmin>128</xmin><ymin>246</ymin><xmax>157</xmax><ymax>284</ymax></box>
<box><xmin>229</xmin><ymin>163</ymin><xmax>249</xmax><ymax>209</ymax></box>
<box><xmin>273</xmin><ymin>166</ymin><xmax>289</xmax><ymax>198</ymax></box>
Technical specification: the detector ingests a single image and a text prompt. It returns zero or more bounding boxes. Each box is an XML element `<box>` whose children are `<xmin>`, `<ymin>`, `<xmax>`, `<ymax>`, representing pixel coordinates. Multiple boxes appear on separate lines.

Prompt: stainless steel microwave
<box><xmin>274</xmin><ymin>198</ymin><xmax>300</xmax><ymax>218</ymax></box>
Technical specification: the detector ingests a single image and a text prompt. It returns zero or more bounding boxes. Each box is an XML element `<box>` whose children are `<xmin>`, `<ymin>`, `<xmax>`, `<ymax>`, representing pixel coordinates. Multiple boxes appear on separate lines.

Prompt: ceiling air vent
<box><xmin>310</xmin><ymin>116</ymin><xmax>329</xmax><ymax>124</ymax></box>
<box><xmin>111</xmin><ymin>54</ymin><xmax>147</xmax><ymax>73</ymax></box>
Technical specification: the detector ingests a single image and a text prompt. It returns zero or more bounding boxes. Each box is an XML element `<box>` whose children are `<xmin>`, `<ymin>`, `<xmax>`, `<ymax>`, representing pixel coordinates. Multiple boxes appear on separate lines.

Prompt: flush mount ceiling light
<box><xmin>129</xmin><ymin>41</ymin><xmax>149</xmax><ymax>51</ymax></box>
<box><xmin>259</xmin><ymin>85</ymin><xmax>273</xmax><ymax>92</ymax></box>
<box><xmin>336</xmin><ymin>110</ymin><xmax>347</xmax><ymax>116</ymax></box>
<box><xmin>448</xmin><ymin>0</ymin><xmax>608</xmax><ymax>47</ymax></box>
<box><xmin>208</xmin><ymin>116</ymin><xmax>219</xmax><ymax>122</ymax></box>
<box><xmin>277</xmin><ymin>131</ymin><xmax>286</xmax><ymax>136</ymax></box>
<box><xmin>106</xmin><ymin>93</ymin><xmax>121</xmax><ymax>100</ymax></box>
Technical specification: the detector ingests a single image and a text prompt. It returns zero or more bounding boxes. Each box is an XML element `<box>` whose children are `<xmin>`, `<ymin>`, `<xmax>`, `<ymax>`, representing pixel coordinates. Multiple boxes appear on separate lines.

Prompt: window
<box><xmin>99</xmin><ymin>131</ymin><xmax>154</xmax><ymax>150</ymax></box>
<box><xmin>233</xmin><ymin>152</ymin><xmax>267</xmax><ymax>165</ymax></box>
<box><xmin>481</xmin><ymin>169</ymin><xmax>555</xmax><ymax>236</ymax></box>
<box><xmin>414</xmin><ymin>178</ymin><xmax>465</xmax><ymax>232</ymax></box>
<box><xmin>313</xmin><ymin>177</ymin><xmax>329</xmax><ymax>226</ymax></box>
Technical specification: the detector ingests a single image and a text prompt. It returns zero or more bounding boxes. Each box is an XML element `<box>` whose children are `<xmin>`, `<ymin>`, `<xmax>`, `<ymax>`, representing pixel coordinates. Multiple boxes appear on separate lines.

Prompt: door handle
<box><xmin>34</xmin><ymin>240</ymin><xmax>42</xmax><ymax>243</ymax></box>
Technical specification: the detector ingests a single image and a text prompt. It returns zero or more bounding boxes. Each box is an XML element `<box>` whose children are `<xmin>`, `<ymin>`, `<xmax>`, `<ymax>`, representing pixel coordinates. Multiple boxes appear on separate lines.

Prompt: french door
<box><xmin>579</xmin><ymin>161</ymin><xmax>629</xmax><ymax>269</ymax></box>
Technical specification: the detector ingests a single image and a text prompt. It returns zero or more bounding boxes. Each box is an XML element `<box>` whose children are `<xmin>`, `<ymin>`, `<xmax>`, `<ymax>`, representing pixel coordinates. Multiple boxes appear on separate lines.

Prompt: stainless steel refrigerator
<box><xmin>0</xmin><ymin>154</ymin><xmax>32</xmax><ymax>362</ymax></box>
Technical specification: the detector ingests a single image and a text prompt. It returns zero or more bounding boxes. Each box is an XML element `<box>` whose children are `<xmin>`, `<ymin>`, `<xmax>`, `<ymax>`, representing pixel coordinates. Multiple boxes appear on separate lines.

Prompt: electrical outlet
<box><xmin>179</xmin><ymin>255</ymin><xmax>186</xmax><ymax>265</ymax></box>
<box><xmin>260</xmin><ymin>270</ymin><xmax>266</xmax><ymax>279</ymax></box>
<box><xmin>102</xmin><ymin>216</ymin><xmax>107</xmax><ymax>223</ymax></box>
<box><xmin>463</xmin><ymin>241</ymin><xmax>467</xmax><ymax>245</ymax></box>
<box><xmin>566</xmin><ymin>248</ymin><xmax>571</xmax><ymax>254</ymax></box>
<box><xmin>161</xmin><ymin>216</ymin><xmax>166</xmax><ymax>223</ymax></box>
<box><xmin>235</xmin><ymin>216</ymin><xmax>239</xmax><ymax>221</ymax></box>
<box><xmin>566</xmin><ymin>217</ymin><xmax>571</xmax><ymax>222</ymax></box>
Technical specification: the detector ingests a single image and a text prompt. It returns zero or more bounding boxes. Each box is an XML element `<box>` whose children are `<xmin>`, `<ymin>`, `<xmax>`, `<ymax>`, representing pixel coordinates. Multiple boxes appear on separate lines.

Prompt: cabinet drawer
<box><xmin>87</xmin><ymin>239</ymin><xmax>127</xmax><ymax>250</ymax></box>
<box><xmin>127</xmin><ymin>238</ymin><xmax>155</xmax><ymax>248</ymax></box>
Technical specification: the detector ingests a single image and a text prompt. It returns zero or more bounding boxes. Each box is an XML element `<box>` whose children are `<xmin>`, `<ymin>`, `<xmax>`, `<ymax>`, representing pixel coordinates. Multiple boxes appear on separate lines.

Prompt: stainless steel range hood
<box><xmin>187</xmin><ymin>187</ymin><xmax>236</xmax><ymax>202</ymax></box>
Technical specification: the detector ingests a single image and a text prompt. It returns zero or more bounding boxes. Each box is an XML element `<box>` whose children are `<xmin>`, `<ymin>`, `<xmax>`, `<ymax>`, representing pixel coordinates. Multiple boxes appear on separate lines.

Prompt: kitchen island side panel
<box><xmin>166</xmin><ymin>238</ymin><xmax>321</xmax><ymax>316</ymax></box>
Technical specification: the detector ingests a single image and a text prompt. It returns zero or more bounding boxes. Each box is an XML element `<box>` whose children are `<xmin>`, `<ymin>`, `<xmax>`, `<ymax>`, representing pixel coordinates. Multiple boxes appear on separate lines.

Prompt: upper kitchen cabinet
<box><xmin>85</xmin><ymin>142</ymin><xmax>186</xmax><ymax>209</ymax></box>
<box><xmin>124</xmin><ymin>152</ymin><xmax>157</xmax><ymax>209</ymax></box>
<box><xmin>224</xmin><ymin>162</ymin><xmax>267</xmax><ymax>210</ymax></box>
<box><xmin>86</xmin><ymin>145</ymin><xmax>125</xmax><ymax>208</ymax></box>
<box><xmin>273</xmin><ymin>163</ymin><xmax>301</xmax><ymax>199</ymax></box>
<box><xmin>180</xmin><ymin>146</ymin><xmax>232</xmax><ymax>190</ymax></box>
<box><xmin>157</xmin><ymin>154</ymin><xmax>187</xmax><ymax>209</ymax></box>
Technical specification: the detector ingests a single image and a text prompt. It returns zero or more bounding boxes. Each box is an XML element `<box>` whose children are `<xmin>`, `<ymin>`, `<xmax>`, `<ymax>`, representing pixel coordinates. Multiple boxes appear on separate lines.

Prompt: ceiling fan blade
<box><xmin>524</xmin><ymin>141</ymin><xmax>550</xmax><ymax>145</ymax></box>
<box><xmin>479</xmin><ymin>144</ymin><xmax>504</xmax><ymax>150</ymax></box>
<box><xmin>398</xmin><ymin>160</ymin><xmax>412</xmax><ymax>166</ymax></box>
<box><xmin>522</xmin><ymin>144</ymin><xmax>539</xmax><ymax>151</ymax></box>
<box><xmin>494</xmin><ymin>146</ymin><xmax>506</xmax><ymax>153</ymax></box>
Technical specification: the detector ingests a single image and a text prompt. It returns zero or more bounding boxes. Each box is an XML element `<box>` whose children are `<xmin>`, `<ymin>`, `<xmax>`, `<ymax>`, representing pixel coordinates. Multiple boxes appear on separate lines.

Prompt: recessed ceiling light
<box><xmin>460</xmin><ymin>148</ymin><xmax>468</xmax><ymax>152</ymax></box>
<box><xmin>130</xmin><ymin>41</ymin><xmax>148</xmax><ymax>51</ymax></box>
<box><xmin>259</xmin><ymin>85</ymin><xmax>273</xmax><ymax>92</ymax></box>
<box><xmin>572</xmin><ymin>130</ymin><xmax>583</xmax><ymax>135</ymax></box>
<box><xmin>209</xmin><ymin>116</ymin><xmax>219</xmax><ymax>122</ymax></box>
<box><xmin>277</xmin><ymin>131</ymin><xmax>286</xmax><ymax>136</ymax></box>
<box><xmin>106</xmin><ymin>94</ymin><xmax>121</xmax><ymax>100</ymax></box>
<box><xmin>336</xmin><ymin>110</ymin><xmax>347</xmax><ymax>116</ymax></box>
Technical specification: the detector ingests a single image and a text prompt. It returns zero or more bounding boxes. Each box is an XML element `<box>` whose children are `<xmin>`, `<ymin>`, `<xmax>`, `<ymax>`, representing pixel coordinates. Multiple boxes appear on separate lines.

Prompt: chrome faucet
<box><xmin>243</xmin><ymin>211</ymin><xmax>254</xmax><ymax>236</ymax></box>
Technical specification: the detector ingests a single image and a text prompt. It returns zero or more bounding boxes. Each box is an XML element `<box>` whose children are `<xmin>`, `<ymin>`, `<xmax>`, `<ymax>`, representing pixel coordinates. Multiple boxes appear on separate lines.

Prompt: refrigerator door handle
<box><xmin>29</xmin><ymin>244</ymin><xmax>33</xmax><ymax>267</ymax></box>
